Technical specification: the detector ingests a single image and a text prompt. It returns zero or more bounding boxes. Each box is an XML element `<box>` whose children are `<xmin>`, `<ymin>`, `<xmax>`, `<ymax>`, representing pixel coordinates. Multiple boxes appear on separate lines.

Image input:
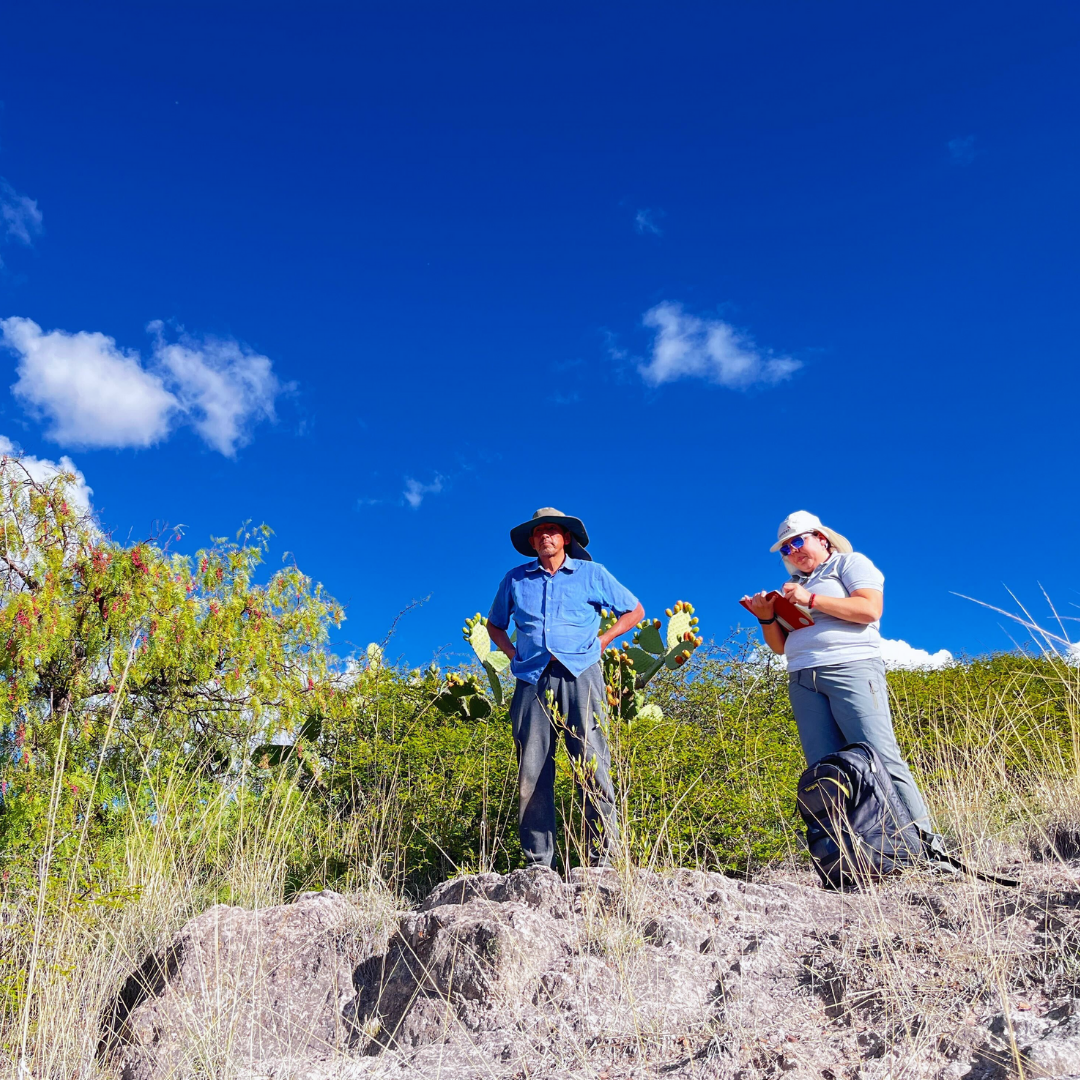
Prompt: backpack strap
<box><xmin>921</xmin><ymin>834</ymin><xmax>1019</xmax><ymax>888</ymax></box>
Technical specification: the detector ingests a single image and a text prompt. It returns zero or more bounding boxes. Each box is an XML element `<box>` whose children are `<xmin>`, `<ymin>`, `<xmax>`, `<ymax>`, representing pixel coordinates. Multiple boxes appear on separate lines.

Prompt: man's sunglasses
<box><xmin>779</xmin><ymin>534</ymin><xmax>814</xmax><ymax>557</ymax></box>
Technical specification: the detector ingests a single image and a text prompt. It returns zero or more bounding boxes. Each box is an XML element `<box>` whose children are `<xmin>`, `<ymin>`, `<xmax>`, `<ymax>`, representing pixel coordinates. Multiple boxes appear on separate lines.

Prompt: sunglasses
<box><xmin>779</xmin><ymin>534</ymin><xmax>814</xmax><ymax>557</ymax></box>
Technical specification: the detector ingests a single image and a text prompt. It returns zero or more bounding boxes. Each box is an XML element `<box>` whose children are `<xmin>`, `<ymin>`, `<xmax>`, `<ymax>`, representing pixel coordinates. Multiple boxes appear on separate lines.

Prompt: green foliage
<box><xmin>889</xmin><ymin>653</ymin><xmax>1080</xmax><ymax>800</ymax></box>
<box><xmin>611</xmin><ymin>642</ymin><xmax>804</xmax><ymax>869</ymax></box>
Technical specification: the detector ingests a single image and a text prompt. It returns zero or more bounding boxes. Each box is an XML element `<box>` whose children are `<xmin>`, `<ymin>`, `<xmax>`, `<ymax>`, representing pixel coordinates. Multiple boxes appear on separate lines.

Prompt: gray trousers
<box><xmin>509</xmin><ymin>659</ymin><xmax>618</xmax><ymax>869</ymax></box>
<box><xmin>788</xmin><ymin>658</ymin><xmax>932</xmax><ymax>830</ymax></box>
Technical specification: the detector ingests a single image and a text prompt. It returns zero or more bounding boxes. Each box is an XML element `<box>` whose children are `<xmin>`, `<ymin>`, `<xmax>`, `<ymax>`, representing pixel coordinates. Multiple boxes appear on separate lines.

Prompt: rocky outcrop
<box><xmin>102</xmin><ymin>863</ymin><xmax>1080</xmax><ymax>1079</ymax></box>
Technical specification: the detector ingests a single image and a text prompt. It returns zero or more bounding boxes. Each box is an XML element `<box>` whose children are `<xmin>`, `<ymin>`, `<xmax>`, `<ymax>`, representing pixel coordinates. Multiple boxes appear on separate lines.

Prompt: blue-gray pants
<box><xmin>788</xmin><ymin>658</ymin><xmax>931</xmax><ymax>830</ymax></box>
<box><xmin>509</xmin><ymin>659</ymin><xmax>618</xmax><ymax>869</ymax></box>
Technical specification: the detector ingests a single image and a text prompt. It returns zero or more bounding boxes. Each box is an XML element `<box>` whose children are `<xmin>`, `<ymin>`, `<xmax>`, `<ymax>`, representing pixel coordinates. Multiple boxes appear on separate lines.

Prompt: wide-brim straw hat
<box><xmin>510</xmin><ymin>507</ymin><xmax>592</xmax><ymax>561</ymax></box>
<box><xmin>770</xmin><ymin>510</ymin><xmax>853</xmax><ymax>554</ymax></box>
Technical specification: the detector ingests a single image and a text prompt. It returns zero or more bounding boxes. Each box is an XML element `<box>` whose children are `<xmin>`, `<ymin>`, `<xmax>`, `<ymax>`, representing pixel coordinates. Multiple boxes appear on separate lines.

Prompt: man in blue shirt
<box><xmin>488</xmin><ymin>508</ymin><xmax>645</xmax><ymax>869</ymax></box>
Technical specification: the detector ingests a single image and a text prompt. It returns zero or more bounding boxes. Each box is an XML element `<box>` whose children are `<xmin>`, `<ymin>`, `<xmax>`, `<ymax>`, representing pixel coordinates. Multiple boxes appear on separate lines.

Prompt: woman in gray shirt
<box><xmin>744</xmin><ymin>510</ymin><xmax>932</xmax><ymax>831</ymax></box>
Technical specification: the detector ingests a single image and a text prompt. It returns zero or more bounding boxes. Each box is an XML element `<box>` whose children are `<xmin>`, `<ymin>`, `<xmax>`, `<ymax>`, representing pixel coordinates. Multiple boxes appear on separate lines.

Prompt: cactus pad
<box><xmin>665</xmin><ymin>601</ymin><xmax>695</xmax><ymax>649</ymax></box>
<box><xmin>435</xmin><ymin>672</ymin><xmax>493</xmax><ymax>720</ymax></box>
<box><xmin>463</xmin><ymin>614</ymin><xmax>508</xmax><ymax>669</ymax></box>
<box><xmin>466</xmin><ymin>694</ymin><xmax>492</xmax><ymax>720</ymax></box>
<box><xmin>461</xmin><ymin>613</ymin><xmax>510</xmax><ymax>705</ymax></box>
<box><xmin>635</xmin><ymin>621</ymin><xmax>665</xmax><ymax>654</ymax></box>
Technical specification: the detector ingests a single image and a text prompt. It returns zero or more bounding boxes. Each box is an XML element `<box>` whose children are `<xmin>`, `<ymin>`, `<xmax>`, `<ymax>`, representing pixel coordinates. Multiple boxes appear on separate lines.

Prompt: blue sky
<box><xmin>1</xmin><ymin>1</ymin><xmax>1077</xmax><ymax>668</ymax></box>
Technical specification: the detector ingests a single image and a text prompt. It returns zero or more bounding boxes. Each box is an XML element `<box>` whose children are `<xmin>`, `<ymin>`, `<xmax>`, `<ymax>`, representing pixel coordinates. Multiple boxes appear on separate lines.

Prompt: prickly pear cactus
<box><xmin>434</xmin><ymin>671</ymin><xmax>493</xmax><ymax>721</ymax></box>
<box><xmin>601</xmin><ymin>601</ymin><xmax>704</xmax><ymax>723</ymax></box>
<box><xmin>462</xmin><ymin>612</ymin><xmax>511</xmax><ymax>705</ymax></box>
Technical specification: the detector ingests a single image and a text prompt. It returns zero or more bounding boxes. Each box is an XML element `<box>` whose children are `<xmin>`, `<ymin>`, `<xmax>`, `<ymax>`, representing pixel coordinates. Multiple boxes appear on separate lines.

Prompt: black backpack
<box><xmin>796</xmin><ymin>741</ymin><xmax>924</xmax><ymax>890</ymax></box>
<box><xmin>796</xmin><ymin>741</ymin><xmax>1018</xmax><ymax>890</ymax></box>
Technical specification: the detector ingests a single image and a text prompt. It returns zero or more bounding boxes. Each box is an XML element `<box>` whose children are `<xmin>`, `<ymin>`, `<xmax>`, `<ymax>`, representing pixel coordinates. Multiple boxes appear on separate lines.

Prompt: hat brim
<box><xmin>770</xmin><ymin>525</ymin><xmax>853</xmax><ymax>555</ymax></box>
<box><xmin>510</xmin><ymin>514</ymin><xmax>591</xmax><ymax>561</ymax></box>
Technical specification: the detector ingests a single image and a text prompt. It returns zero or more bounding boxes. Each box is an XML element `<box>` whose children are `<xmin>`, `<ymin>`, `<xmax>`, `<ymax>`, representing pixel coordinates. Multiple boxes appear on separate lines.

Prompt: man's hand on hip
<box><xmin>599</xmin><ymin>602</ymin><xmax>646</xmax><ymax>652</ymax></box>
<box><xmin>487</xmin><ymin>622</ymin><xmax>516</xmax><ymax>662</ymax></box>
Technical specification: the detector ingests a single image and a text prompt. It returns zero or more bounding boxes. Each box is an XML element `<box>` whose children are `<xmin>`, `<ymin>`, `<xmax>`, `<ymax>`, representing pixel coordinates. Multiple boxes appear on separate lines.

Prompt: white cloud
<box><xmin>0</xmin><ymin>436</ymin><xmax>92</xmax><ymax>513</ymax></box>
<box><xmin>634</xmin><ymin>209</ymin><xmax>663</xmax><ymax>236</ymax></box>
<box><xmin>1</xmin><ymin>317</ymin><xmax>285</xmax><ymax>456</ymax></box>
<box><xmin>403</xmin><ymin>475</ymin><xmax>443</xmax><ymax>509</ymax></box>
<box><xmin>0</xmin><ymin>179</ymin><xmax>43</xmax><ymax>258</ymax></box>
<box><xmin>4</xmin><ymin>317</ymin><xmax>177</xmax><ymax>448</ymax></box>
<box><xmin>753</xmin><ymin>636</ymin><xmax>953</xmax><ymax>672</ymax></box>
<box><xmin>639</xmin><ymin>302</ymin><xmax>802</xmax><ymax>389</ymax></box>
<box><xmin>948</xmin><ymin>135</ymin><xmax>976</xmax><ymax>165</ymax></box>
<box><xmin>149</xmin><ymin>323</ymin><xmax>281</xmax><ymax>456</ymax></box>
<box><xmin>879</xmin><ymin>637</ymin><xmax>954</xmax><ymax>671</ymax></box>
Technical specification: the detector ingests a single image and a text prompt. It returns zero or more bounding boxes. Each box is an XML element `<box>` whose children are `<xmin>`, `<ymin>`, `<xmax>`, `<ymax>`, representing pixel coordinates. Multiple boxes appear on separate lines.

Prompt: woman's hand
<box><xmin>742</xmin><ymin>590</ymin><xmax>775</xmax><ymax>620</ymax></box>
<box><xmin>744</xmin><ymin>590</ymin><xmax>786</xmax><ymax>655</ymax></box>
<box><xmin>782</xmin><ymin>582</ymin><xmax>812</xmax><ymax>607</ymax></box>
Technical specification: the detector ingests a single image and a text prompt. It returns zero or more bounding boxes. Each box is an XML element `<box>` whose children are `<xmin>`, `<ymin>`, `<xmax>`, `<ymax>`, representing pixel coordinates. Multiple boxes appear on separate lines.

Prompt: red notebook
<box><xmin>739</xmin><ymin>591</ymin><xmax>815</xmax><ymax>632</ymax></box>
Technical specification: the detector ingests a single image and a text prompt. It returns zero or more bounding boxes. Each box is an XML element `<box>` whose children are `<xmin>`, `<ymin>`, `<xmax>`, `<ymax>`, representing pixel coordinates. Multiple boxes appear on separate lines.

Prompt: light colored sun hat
<box><xmin>510</xmin><ymin>507</ymin><xmax>592</xmax><ymax>561</ymax></box>
<box><xmin>770</xmin><ymin>510</ymin><xmax>853</xmax><ymax>554</ymax></box>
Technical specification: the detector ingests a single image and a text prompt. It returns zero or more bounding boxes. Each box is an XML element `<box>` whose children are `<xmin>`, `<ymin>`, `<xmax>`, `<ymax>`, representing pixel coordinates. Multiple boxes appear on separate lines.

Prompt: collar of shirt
<box><xmin>525</xmin><ymin>556</ymin><xmax>581</xmax><ymax>576</ymax></box>
<box><xmin>792</xmin><ymin>552</ymin><xmax>837</xmax><ymax>583</ymax></box>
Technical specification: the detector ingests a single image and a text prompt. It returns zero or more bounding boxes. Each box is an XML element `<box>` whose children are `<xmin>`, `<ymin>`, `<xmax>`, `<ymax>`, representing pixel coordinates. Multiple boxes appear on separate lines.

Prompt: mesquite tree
<box><xmin>0</xmin><ymin>458</ymin><xmax>345</xmax><ymax>892</ymax></box>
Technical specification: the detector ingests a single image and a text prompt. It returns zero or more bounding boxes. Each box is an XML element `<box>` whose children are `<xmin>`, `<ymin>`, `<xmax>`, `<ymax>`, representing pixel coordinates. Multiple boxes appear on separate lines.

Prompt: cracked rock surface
<box><xmin>102</xmin><ymin>862</ymin><xmax>1080</xmax><ymax>1079</ymax></box>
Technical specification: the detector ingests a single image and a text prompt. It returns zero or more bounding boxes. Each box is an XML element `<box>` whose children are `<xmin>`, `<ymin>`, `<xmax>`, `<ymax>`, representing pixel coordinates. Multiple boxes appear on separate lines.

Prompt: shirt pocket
<box><xmin>553</xmin><ymin>589</ymin><xmax>593</xmax><ymax>631</ymax></box>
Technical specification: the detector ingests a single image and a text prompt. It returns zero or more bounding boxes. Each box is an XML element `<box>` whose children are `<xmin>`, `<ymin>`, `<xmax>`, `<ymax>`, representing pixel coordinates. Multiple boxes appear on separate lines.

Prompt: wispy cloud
<box><xmin>1</xmin><ymin>317</ymin><xmax>285</xmax><ymax>456</ymax></box>
<box><xmin>0</xmin><ymin>179</ymin><xmax>43</xmax><ymax>265</ymax></box>
<box><xmin>148</xmin><ymin>322</ymin><xmax>282</xmax><ymax>456</ymax></box>
<box><xmin>602</xmin><ymin>329</ymin><xmax>628</xmax><ymax>364</ymax></box>
<box><xmin>634</xmin><ymin>208</ymin><xmax>663</xmax><ymax>236</ymax></box>
<box><xmin>948</xmin><ymin>135</ymin><xmax>976</xmax><ymax>166</ymax></box>
<box><xmin>638</xmin><ymin>302</ymin><xmax>801</xmax><ymax>389</ymax></box>
<box><xmin>403</xmin><ymin>475</ymin><xmax>444</xmax><ymax>509</ymax></box>
<box><xmin>879</xmin><ymin>637</ymin><xmax>954</xmax><ymax>670</ymax></box>
<box><xmin>0</xmin><ymin>435</ymin><xmax>92</xmax><ymax>512</ymax></box>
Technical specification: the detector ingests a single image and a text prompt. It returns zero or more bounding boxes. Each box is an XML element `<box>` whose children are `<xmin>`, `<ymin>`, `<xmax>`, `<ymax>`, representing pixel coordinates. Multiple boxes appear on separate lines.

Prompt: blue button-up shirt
<box><xmin>488</xmin><ymin>557</ymin><xmax>639</xmax><ymax>684</ymax></box>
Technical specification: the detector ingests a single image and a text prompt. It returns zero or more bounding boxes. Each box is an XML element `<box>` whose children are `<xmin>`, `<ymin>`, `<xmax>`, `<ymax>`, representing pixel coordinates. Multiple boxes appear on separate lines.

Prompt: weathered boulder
<box><xmin>101</xmin><ymin>891</ymin><xmax>377</xmax><ymax>1080</ymax></box>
